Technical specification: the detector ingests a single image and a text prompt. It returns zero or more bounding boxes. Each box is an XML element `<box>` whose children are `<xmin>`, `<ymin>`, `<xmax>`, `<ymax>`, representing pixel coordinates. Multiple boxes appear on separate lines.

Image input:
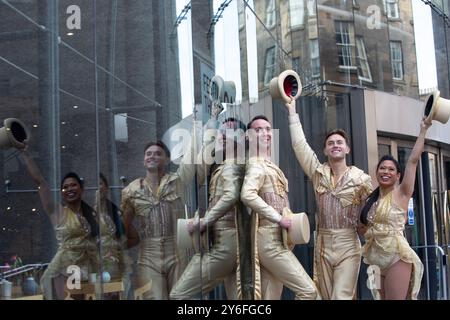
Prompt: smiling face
<box><xmin>248</xmin><ymin>118</ymin><xmax>272</xmax><ymax>151</ymax></box>
<box><xmin>61</xmin><ymin>177</ymin><xmax>83</xmax><ymax>204</ymax></box>
<box><xmin>377</xmin><ymin>160</ymin><xmax>401</xmax><ymax>188</ymax></box>
<box><xmin>144</xmin><ymin>145</ymin><xmax>168</xmax><ymax>172</ymax></box>
<box><xmin>323</xmin><ymin>133</ymin><xmax>350</xmax><ymax>161</ymax></box>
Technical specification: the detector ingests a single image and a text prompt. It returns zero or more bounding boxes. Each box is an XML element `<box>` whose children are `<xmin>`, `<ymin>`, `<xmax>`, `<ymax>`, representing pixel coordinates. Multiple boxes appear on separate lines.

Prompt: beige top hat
<box><xmin>424</xmin><ymin>90</ymin><xmax>450</xmax><ymax>124</ymax></box>
<box><xmin>269</xmin><ymin>70</ymin><xmax>302</xmax><ymax>103</ymax></box>
<box><xmin>0</xmin><ymin>118</ymin><xmax>30</xmax><ymax>149</ymax></box>
<box><xmin>281</xmin><ymin>208</ymin><xmax>310</xmax><ymax>249</ymax></box>
<box><xmin>177</xmin><ymin>218</ymin><xmax>208</xmax><ymax>252</ymax></box>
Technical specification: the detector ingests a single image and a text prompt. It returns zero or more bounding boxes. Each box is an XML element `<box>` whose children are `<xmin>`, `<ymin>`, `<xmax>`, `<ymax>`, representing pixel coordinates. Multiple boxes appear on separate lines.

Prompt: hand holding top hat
<box><xmin>281</xmin><ymin>208</ymin><xmax>310</xmax><ymax>250</ymax></box>
<box><xmin>177</xmin><ymin>215</ymin><xmax>208</xmax><ymax>252</ymax></box>
<box><xmin>423</xmin><ymin>90</ymin><xmax>450</xmax><ymax>124</ymax></box>
<box><xmin>269</xmin><ymin>70</ymin><xmax>302</xmax><ymax>104</ymax></box>
<box><xmin>0</xmin><ymin>118</ymin><xmax>30</xmax><ymax>150</ymax></box>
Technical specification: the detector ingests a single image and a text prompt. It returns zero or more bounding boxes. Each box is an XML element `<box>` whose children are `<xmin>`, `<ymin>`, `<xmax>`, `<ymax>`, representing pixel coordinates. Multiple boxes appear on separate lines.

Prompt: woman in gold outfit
<box><xmin>359</xmin><ymin>118</ymin><xmax>431</xmax><ymax>299</ymax></box>
<box><xmin>20</xmin><ymin>148</ymin><xmax>99</xmax><ymax>300</ymax></box>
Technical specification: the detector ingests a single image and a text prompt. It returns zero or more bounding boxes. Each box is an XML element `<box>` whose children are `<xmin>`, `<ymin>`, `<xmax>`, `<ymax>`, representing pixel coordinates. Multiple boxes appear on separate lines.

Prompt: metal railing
<box><xmin>1</xmin><ymin>263</ymin><xmax>48</xmax><ymax>281</ymax></box>
<box><xmin>412</xmin><ymin>245</ymin><xmax>448</xmax><ymax>300</ymax></box>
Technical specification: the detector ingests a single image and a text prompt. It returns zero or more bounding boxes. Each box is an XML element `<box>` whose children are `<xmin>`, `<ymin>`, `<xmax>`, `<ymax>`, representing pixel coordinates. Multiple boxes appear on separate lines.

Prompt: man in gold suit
<box><xmin>170</xmin><ymin>117</ymin><xmax>246</xmax><ymax>300</ymax></box>
<box><xmin>284</xmin><ymin>98</ymin><xmax>372</xmax><ymax>299</ymax></box>
<box><xmin>121</xmin><ymin>108</ymin><xmax>219</xmax><ymax>300</ymax></box>
<box><xmin>240</xmin><ymin>115</ymin><xmax>318</xmax><ymax>300</ymax></box>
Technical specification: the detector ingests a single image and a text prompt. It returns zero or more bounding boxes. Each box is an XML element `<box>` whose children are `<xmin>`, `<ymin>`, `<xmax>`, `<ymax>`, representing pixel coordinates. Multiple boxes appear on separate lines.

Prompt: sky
<box><xmin>412</xmin><ymin>0</ymin><xmax>438</xmax><ymax>91</ymax></box>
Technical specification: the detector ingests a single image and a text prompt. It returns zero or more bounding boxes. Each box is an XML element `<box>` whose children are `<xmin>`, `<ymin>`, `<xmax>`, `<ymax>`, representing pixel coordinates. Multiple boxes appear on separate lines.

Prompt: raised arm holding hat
<box><xmin>285</xmin><ymin>96</ymin><xmax>372</xmax><ymax>300</ymax></box>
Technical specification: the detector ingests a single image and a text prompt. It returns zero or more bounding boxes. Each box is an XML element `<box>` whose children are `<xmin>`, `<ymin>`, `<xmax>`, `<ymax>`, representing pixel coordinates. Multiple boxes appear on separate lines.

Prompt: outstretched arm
<box><xmin>285</xmin><ymin>98</ymin><xmax>321</xmax><ymax>181</ymax></box>
<box><xmin>398</xmin><ymin>118</ymin><xmax>432</xmax><ymax>202</ymax></box>
<box><xmin>19</xmin><ymin>148</ymin><xmax>58</xmax><ymax>221</ymax></box>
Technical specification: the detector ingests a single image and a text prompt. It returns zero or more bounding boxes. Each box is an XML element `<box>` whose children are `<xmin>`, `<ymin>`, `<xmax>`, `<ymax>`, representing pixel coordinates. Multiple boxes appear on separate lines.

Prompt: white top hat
<box><xmin>424</xmin><ymin>90</ymin><xmax>450</xmax><ymax>124</ymax></box>
<box><xmin>269</xmin><ymin>70</ymin><xmax>302</xmax><ymax>103</ymax></box>
<box><xmin>0</xmin><ymin>118</ymin><xmax>30</xmax><ymax>149</ymax></box>
<box><xmin>281</xmin><ymin>208</ymin><xmax>310</xmax><ymax>249</ymax></box>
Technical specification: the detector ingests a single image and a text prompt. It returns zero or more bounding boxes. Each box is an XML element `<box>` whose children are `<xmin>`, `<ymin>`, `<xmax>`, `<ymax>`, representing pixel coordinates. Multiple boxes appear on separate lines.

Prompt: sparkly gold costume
<box><xmin>121</xmin><ymin>122</ymin><xmax>215</xmax><ymax>299</ymax></box>
<box><xmin>289</xmin><ymin>113</ymin><xmax>372</xmax><ymax>299</ymax></box>
<box><xmin>362</xmin><ymin>192</ymin><xmax>423</xmax><ymax>300</ymax></box>
<box><xmin>41</xmin><ymin>207</ymin><xmax>98</xmax><ymax>299</ymax></box>
<box><xmin>240</xmin><ymin>156</ymin><xmax>318</xmax><ymax>300</ymax></box>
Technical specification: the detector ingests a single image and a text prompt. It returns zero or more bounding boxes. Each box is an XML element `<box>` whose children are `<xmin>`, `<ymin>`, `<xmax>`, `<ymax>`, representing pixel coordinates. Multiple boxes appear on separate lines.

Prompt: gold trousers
<box><xmin>314</xmin><ymin>228</ymin><xmax>361</xmax><ymax>300</ymax></box>
<box><xmin>260</xmin><ymin>267</ymin><xmax>283</xmax><ymax>299</ymax></box>
<box><xmin>170</xmin><ymin>228</ymin><xmax>237</xmax><ymax>300</ymax></box>
<box><xmin>258</xmin><ymin>226</ymin><xmax>317</xmax><ymax>300</ymax></box>
<box><xmin>138</xmin><ymin>237</ymin><xmax>181</xmax><ymax>300</ymax></box>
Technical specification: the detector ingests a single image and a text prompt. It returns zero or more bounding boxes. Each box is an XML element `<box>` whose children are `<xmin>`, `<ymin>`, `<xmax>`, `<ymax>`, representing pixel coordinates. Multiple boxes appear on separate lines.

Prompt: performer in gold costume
<box><xmin>170</xmin><ymin>117</ymin><xmax>246</xmax><ymax>300</ymax></box>
<box><xmin>121</xmin><ymin>111</ymin><xmax>218</xmax><ymax>299</ymax></box>
<box><xmin>20</xmin><ymin>147</ymin><xmax>99</xmax><ymax>300</ymax></box>
<box><xmin>359</xmin><ymin>118</ymin><xmax>430</xmax><ymax>300</ymax></box>
<box><xmin>240</xmin><ymin>115</ymin><xmax>318</xmax><ymax>300</ymax></box>
<box><xmin>284</xmin><ymin>98</ymin><xmax>372</xmax><ymax>299</ymax></box>
<box><xmin>121</xmin><ymin>141</ymin><xmax>194</xmax><ymax>300</ymax></box>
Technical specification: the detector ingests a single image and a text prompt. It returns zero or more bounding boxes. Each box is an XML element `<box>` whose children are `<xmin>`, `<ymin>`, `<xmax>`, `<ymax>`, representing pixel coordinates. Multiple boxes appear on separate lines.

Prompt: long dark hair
<box><xmin>360</xmin><ymin>155</ymin><xmax>402</xmax><ymax>225</ymax></box>
<box><xmin>99</xmin><ymin>173</ymin><xmax>125</xmax><ymax>238</ymax></box>
<box><xmin>61</xmin><ymin>172</ymin><xmax>99</xmax><ymax>237</ymax></box>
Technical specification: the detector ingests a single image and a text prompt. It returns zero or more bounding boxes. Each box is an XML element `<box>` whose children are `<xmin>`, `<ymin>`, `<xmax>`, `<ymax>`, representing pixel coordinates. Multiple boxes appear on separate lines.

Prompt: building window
<box><xmin>289</xmin><ymin>0</ymin><xmax>305</xmax><ymax>28</ymax></box>
<box><xmin>335</xmin><ymin>21</ymin><xmax>355</xmax><ymax>68</ymax></box>
<box><xmin>390</xmin><ymin>41</ymin><xmax>404</xmax><ymax>80</ymax></box>
<box><xmin>310</xmin><ymin>39</ymin><xmax>320</xmax><ymax>78</ymax></box>
<box><xmin>378</xmin><ymin>144</ymin><xmax>391</xmax><ymax>160</ymax></box>
<box><xmin>264</xmin><ymin>46</ymin><xmax>276</xmax><ymax>85</ymax></box>
<box><xmin>356</xmin><ymin>37</ymin><xmax>372</xmax><ymax>82</ymax></box>
<box><xmin>384</xmin><ymin>0</ymin><xmax>399</xmax><ymax>19</ymax></box>
<box><xmin>307</xmin><ymin>0</ymin><xmax>316</xmax><ymax>17</ymax></box>
<box><xmin>266</xmin><ymin>0</ymin><xmax>276</xmax><ymax>28</ymax></box>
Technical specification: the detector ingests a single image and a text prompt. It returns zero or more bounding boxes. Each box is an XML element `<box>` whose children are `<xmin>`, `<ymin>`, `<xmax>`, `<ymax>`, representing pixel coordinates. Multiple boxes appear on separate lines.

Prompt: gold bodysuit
<box><xmin>362</xmin><ymin>192</ymin><xmax>424</xmax><ymax>300</ymax></box>
<box><xmin>289</xmin><ymin>113</ymin><xmax>372</xmax><ymax>299</ymax></box>
<box><xmin>41</xmin><ymin>207</ymin><xmax>98</xmax><ymax>299</ymax></box>
<box><xmin>241</xmin><ymin>156</ymin><xmax>318</xmax><ymax>300</ymax></box>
